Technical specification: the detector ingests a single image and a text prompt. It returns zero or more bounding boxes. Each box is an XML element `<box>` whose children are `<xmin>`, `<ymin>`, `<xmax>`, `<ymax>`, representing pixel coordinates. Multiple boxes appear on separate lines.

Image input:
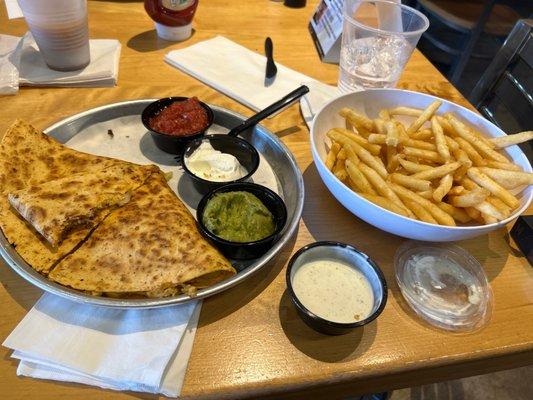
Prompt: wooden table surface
<box><xmin>0</xmin><ymin>1</ymin><xmax>532</xmax><ymax>399</ymax></box>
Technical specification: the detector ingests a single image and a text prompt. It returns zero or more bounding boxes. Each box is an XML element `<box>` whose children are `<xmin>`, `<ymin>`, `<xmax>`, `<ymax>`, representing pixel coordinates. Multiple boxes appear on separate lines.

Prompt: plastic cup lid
<box><xmin>394</xmin><ymin>241</ymin><xmax>492</xmax><ymax>332</ymax></box>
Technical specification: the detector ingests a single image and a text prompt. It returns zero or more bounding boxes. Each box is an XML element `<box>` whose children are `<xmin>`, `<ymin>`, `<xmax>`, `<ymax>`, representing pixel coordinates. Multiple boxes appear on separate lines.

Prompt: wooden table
<box><xmin>0</xmin><ymin>1</ymin><xmax>531</xmax><ymax>399</ymax></box>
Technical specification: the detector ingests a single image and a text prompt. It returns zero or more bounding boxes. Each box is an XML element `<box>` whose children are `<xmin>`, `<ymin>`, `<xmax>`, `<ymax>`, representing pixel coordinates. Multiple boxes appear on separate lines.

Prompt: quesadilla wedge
<box><xmin>0</xmin><ymin>120</ymin><xmax>142</xmax><ymax>273</ymax></box>
<box><xmin>8</xmin><ymin>163</ymin><xmax>159</xmax><ymax>247</ymax></box>
<box><xmin>49</xmin><ymin>172</ymin><xmax>236</xmax><ymax>297</ymax></box>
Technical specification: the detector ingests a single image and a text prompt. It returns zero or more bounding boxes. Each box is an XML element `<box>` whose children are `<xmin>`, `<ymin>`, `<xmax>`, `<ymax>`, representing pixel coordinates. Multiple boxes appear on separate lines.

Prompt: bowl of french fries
<box><xmin>310</xmin><ymin>89</ymin><xmax>532</xmax><ymax>241</ymax></box>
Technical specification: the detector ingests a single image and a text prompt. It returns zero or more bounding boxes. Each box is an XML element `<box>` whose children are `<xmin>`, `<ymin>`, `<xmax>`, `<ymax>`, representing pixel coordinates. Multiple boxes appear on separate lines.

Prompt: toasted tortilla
<box><xmin>49</xmin><ymin>172</ymin><xmax>236</xmax><ymax>296</ymax></box>
<box><xmin>0</xmin><ymin>120</ymin><xmax>138</xmax><ymax>273</ymax></box>
<box><xmin>8</xmin><ymin>163</ymin><xmax>158</xmax><ymax>247</ymax></box>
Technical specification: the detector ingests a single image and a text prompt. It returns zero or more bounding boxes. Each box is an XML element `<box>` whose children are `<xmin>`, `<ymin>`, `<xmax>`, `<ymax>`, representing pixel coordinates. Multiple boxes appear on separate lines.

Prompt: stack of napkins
<box><xmin>3</xmin><ymin>294</ymin><xmax>201</xmax><ymax>396</ymax></box>
<box><xmin>0</xmin><ymin>32</ymin><xmax>121</xmax><ymax>95</ymax></box>
<box><xmin>165</xmin><ymin>35</ymin><xmax>339</xmax><ymax>123</ymax></box>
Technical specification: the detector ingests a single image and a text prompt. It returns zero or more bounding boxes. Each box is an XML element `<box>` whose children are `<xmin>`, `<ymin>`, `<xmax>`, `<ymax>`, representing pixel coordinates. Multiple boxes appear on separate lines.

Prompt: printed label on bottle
<box><xmin>161</xmin><ymin>0</ymin><xmax>195</xmax><ymax>11</ymax></box>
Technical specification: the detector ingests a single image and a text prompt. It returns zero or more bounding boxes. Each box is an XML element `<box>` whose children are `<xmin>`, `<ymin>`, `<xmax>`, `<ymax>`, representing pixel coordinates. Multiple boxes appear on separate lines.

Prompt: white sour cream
<box><xmin>185</xmin><ymin>142</ymin><xmax>247</xmax><ymax>182</ymax></box>
<box><xmin>292</xmin><ymin>259</ymin><xmax>374</xmax><ymax>324</ymax></box>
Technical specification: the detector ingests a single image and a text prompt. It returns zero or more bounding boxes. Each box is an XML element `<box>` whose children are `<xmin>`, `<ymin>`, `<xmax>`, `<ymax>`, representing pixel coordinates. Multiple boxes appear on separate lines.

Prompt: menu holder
<box><xmin>308</xmin><ymin>0</ymin><xmax>343</xmax><ymax>64</ymax></box>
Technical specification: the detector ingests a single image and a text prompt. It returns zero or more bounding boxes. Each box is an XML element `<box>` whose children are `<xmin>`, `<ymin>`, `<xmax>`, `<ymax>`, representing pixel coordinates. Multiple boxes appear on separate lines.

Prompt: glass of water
<box><xmin>338</xmin><ymin>0</ymin><xmax>429</xmax><ymax>92</ymax></box>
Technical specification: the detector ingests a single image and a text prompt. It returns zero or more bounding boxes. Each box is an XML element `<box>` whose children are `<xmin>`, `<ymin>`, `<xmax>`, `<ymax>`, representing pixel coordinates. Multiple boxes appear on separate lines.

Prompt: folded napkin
<box><xmin>0</xmin><ymin>32</ymin><xmax>121</xmax><ymax>95</ymax></box>
<box><xmin>3</xmin><ymin>294</ymin><xmax>201</xmax><ymax>397</ymax></box>
<box><xmin>165</xmin><ymin>35</ymin><xmax>319</xmax><ymax>111</ymax></box>
<box><xmin>4</xmin><ymin>0</ymin><xmax>23</xmax><ymax>19</ymax></box>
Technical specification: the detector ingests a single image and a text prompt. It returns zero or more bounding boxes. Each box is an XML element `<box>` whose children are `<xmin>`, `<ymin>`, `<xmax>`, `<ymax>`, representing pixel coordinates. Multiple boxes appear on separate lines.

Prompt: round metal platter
<box><xmin>0</xmin><ymin>99</ymin><xmax>304</xmax><ymax>308</ymax></box>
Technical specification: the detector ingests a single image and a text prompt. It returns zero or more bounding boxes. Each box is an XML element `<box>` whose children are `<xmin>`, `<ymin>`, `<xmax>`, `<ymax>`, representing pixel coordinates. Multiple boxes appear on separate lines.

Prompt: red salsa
<box><xmin>149</xmin><ymin>97</ymin><xmax>209</xmax><ymax>136</ymax></box>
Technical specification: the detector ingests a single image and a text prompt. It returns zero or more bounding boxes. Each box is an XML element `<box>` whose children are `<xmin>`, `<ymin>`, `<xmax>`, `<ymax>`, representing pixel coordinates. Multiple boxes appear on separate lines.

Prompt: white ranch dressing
<box><xmin>292</xmin><ymin>259</ymin><xmax>374</xmax><ymax>323</ymax></box>
<box><xmin>185</xmin><ymin>142</ymin><xmax>247</xmax><ymax>182</ymax></box>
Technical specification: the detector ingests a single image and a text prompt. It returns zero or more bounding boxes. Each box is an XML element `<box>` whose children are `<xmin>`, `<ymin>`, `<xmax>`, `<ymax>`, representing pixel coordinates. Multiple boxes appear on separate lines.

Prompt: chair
<box><xmin>469</xmin><ymin>19</ymin><xmax>533</xmax><ymax>161</ymax></box>
<box><xmin>414</xmin><ymin>0</ymin><xmax>522</xmax><ymax>85</ymax></box>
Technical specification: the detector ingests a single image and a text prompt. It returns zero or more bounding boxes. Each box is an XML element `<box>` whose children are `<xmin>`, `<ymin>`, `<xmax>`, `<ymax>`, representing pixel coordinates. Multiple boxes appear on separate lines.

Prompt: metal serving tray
<box><xmin>0</xmin><ymin>100</ymin><xmax>304</xmax><ymax>308</ymax></box>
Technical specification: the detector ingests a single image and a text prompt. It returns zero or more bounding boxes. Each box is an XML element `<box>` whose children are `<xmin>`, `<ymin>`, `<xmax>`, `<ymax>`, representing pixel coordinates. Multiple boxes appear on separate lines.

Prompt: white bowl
<box><xmin>310</xmin><ymin>89</ymin><xmax>533</xmax><ymax>241</ymax></box>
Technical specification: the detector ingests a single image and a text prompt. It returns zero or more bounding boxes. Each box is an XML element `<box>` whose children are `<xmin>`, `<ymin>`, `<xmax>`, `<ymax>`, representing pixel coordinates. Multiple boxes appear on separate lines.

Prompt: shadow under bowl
<box><xmin>141</xmin><ymin>96</ymin><xmax>214</xmax><ymax>154</ymax></box>
<box><xmin>286</xmin><ymin>241</ymin><xmax>388</xmax><ymax>335</ymax></box>
<box><xmin>196</xmin><ymin>182</ymin><xmax>287</xmax><ymax>260</ymax></box>
<box><xmin>181</xmin><ymin>134</ymin><xmax>260</xmax><ymax>195</ymax></box>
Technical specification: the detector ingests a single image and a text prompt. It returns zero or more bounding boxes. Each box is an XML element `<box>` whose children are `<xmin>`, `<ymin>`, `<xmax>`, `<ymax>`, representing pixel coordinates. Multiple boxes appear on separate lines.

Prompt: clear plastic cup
<box><xmin>338</xmin><ymin>0</ymin><xmax>429</xmax><ymax>92</ymax></box>
<box><xmin>18</xmin><ymin>0</ymin><xmax>90</xmax><ymax>71</ymax></box>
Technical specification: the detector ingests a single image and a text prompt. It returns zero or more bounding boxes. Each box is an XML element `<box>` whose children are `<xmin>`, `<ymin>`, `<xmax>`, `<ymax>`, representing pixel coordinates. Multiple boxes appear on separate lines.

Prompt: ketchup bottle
<box><xmin>144</xmin><ymin>0</ymin><xmax>199</xmax><ymax>41</ymax></box>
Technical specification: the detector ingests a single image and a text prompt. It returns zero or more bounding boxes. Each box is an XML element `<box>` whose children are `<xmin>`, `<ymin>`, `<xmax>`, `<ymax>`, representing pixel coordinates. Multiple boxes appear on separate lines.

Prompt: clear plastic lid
<box><xmin>394</xmin><ymin>241</ymin><xmax>492</xmax><ymax>332</ymax></box>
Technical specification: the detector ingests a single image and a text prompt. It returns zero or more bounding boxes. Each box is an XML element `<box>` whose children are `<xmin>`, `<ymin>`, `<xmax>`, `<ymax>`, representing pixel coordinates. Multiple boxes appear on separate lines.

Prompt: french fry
<box><xmin>417</xmin><ymin>190</ymin><xmax>434</xmax><ymax>200</ymax></box>
<box><xmin>385</xmin><ymin>121</ymin><xmax>400</xmax><ymax>147</ymax></box>
<box><xmin>402</xmin><ymin>147</ymin><xmax>443</xmax><ymax>163</ymax></box>
<box><xmin>461</xmin><ymin>176</ymin><xmax>480</xmax><ymax>190</ymax></box>
<box><xmin>486</xmin><ymin>196</ymin><xmax>511</xmax><ymax>217</ymax></box>
<box><xmin>481</xmin><ymin>212</ymin><xmax>498</xmax><ymax>224</ymax></box>
<box><xmin>447</xmin><ymin>186</ymin><xmax>465</xmax><ymax>196</ymax></box>
<box><xmin>391</xmin><ymin>173</ymin><xmax>431</xmax><ymax>192</ymax></box>
<box><xmin>402</xmin><ymin>138</ymin><xmax>437</xmax><ymax>151</ymax></box>
<box><xmin>485</xmin><ymin>160</ymin><xmax>522</xmax><ymax>171</ymax></box>
<box><xmin>345</xmin><ymin>158</ymin><xmax>376</xmax><ymax>195</ymax></box>
<box><xmin>368</xmin><ymin>133</ymin><xmax>387</xmax><ymax>145</ymax></box>
<box><xmin>339</xmin><ymin>108</ymin><xmax>374</xmax><ymax>132</ymax></box>
<box><xmin>490</xmin><ymin>131</ymin><xmax>533</xmax><ymax>148</ymax></box>
<box><xmin>436</xmin><ymin>116</ymin><xmax>456</xmax><ymax>136</ymax></box>
<box><xmin>337</xmin><ymin>148</ymin><xmax>347</xmax><ymax>160</ymax></box>
<box><xmin>327</xmin><ymin>130</ymin><xmax>388</xmax><ymax>177</ymax></box>
<box><xmin>389</xmin><ymin>106</ymin><xmax>423</xmax><ymax>117</ymax></box>
<box><xmin>410</xmin><ymin>129</ymin><xmax>433</xmax><ymax>140</ymax></box>
<box><xmin>407</xmin><ymin>101</ymin><xmax>441</xmax><ymax>135</ymax></box>
<box><xmin>374</xmin><ymin>119</ymin><xmax>387</xmax><ymax>135</ymax></box>
<box><xmin>474</xmin><ymin>201</ymin><xmax>507</xmax><ymax>221</ymax></box>
<box><xmin>449</xmin><ymin>188</ymin><xmax>490</xmax><ymax>208</ymax></box>
<box><xmin>448</xmin><ymin>116</ymin><xmax>509</xmax><ymax>163</ymax></box>
<box><xmin>334</xmin><ymin>168</ymin><xmax>348</xmax><ymax>182</ymax></box>
<box><xmin>358</xmin><ymin>193</ymin><xmax>410</xmax><ymax>217</ymax></box>
<box><xmin>410</xmin><ymin>161</ymin><xmax>461</xmax><ymax>180</ymax></box>
<box><xmin>325</xmin><ymin>142</ymin><xmax>341</xmax><ymax>170</ymax></box>
<box><xmin>358</xmin><ymin>163</ymin><xmax>411</xmax><ymax>216</ymax></box>
<box><xmin>389</xmin><ymin>182</ymin><xmax>456</xmax><ymax>226</ymax></box>
<box><xmin>331</xmin><ymin>128</ymin><xmax>382</xmax><ymax>155</ymax></box>
<box><xmin>398</xmin><ymin>158</ymin><xmax>432</xmax><ymax>174</ymax></box>
<box><xmin>444</xmin><ymin>135</ymin><xmax>460</xmax><ymax>151</ymax></box>
<box><xmin>379</xmin><ymin>109</ymin><xmax>391</xmax><ymax>121</ymax></box>
<box><xmin>467</xmin><ymin>168</ymin><xmax>519</xmax><ymax>208</ymax></box>
<box><xmin>431</xmin><ymin>116</ymin><xmax>451</xmax><ymax>161</ymax></box>
<box><xmin>387</xmin><ymin>153</ymin><xmax>401</xmax><ymax>173</ymax></box>
<box><xmin>404</xmin><ymin>199</ymin><xmax>438</xmax><ymax>224</ymax></box>
<box><xmin>395</xmin><ymin>122</ymin><xmax>410</xmax><ymax>142</ymax></box>
<box><xmin>333</xmin><ymin>157</ymin><xmax>345</xmax><ymax>173</ymax></box>
<box><xmin>342</xmin><ymin>143</ymin><xmax>361</xmax><ymax>164</ymax></box>
<box><xmin>465</xmin><ymin>206</ymin><xmax>481</xmax><ymax>220</ymax></box>
<box><xmin>452</xmin><ymin>148</ymin><xmax>471</xmax><ymax>180</ymax></box>
<box><xmin>478</xmin><ymin>167</ymin><xmax>533</xmax><ymax>189</ymax></box>
<box><xmin>437</xmin><ymin>202</ymin><xmax>472</xmax><ymax>223</ymax></box>
<box><xmin>433</xmin><ymin>174</ymin><xmax>453</xmax><ymax>202</ymax></box>
<box><xmin>455</xmin><ymin>137</ymin><xmax>486</xmax><ymax>166</ymax></box>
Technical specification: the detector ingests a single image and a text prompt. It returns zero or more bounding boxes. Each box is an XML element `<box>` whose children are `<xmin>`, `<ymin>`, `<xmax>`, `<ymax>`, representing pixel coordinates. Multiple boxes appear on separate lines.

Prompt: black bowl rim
<box><xmin>180</xmin><ymin>134</ymin><xmax>260</xmax><ymax>186</ymax></box>
<box><xmin>196</xmin><ymin>182</ymin><xmax>288</xmax><ymax>247</ymax></box>
<box><xmin>141</xmin><ymin>96</ymin><xmax>215</xmax><ymax>139</ymax></box>
<box><xmin>286</xmin><ymin>241</ymin><xmax>388</xmax><ymax>329</ymax></box>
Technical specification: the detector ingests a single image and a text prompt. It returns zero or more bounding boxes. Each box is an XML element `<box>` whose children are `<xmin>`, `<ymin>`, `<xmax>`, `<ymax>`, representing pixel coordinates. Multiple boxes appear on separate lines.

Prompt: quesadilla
<box><xmin>8</xmin><ymin>163</ymin><xmax>159</xmax><ymax>247</ymax></box>
<box><xmin>0</xmin><ymin>120</ymin><xmax>139</xmax><ymax>273</ymax></box>
<box><xmin>49</xmin><ymin>172</ymin><xmax>236</xmax><ymax>297</ymax></box>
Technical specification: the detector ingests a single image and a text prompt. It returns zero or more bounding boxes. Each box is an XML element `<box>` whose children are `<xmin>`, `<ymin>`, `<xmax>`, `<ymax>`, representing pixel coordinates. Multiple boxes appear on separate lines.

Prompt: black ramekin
<box><xmin>181</xmin><ymin>134</ymin><xmax>260</xmax><ymax>195</ymax></box>
<box><xmin>196</xmin><ymin>182</ymin><xmax>287</xmax><ymax>260</ymax></box>
<box><xmin>286</xmin><ymin>241</ymin><xmax>388</xmax><ymax>335</ymax></box>
<box><xmin>141</xmin><ymin>96</ymin><xmax>214</xmax><ymax>154</ymax></box>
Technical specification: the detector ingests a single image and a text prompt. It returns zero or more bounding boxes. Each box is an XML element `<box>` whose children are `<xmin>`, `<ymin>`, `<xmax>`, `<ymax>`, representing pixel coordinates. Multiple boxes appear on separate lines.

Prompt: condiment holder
<box><xmin>141</xmin><ymin>96</ymin><xmax>214</xmax><ymax>154</ymax></box>
<box><xmin>196</xmin><ymin>182</ymin><xmax>287</xmax><ymax>260</ymax></box>
<box><xmin>286</xmin><ymin>241</ymin><xmax>388</xmax><ymax>335</ymax></box>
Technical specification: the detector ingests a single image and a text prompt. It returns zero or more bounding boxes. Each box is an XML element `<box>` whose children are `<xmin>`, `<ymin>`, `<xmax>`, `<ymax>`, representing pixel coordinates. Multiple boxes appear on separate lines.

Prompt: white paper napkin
<box><xmin>0</xmin><ymin>32</ymin><xmax>121</xmax><ymax>94</ymax></box>
<box><xmin>3</xmin><ymin>294</ymin><xmax>201</xmax><ymax>397</ymax></box>
<box><xmin>165</xmin><ymin>36</ymin><xmax>320</xmax><ymax>111</ymax></box>
<box><xmin>4</xmin><ymin>0</ymin><xmax>23</xmax><ymax>19</ymax></box>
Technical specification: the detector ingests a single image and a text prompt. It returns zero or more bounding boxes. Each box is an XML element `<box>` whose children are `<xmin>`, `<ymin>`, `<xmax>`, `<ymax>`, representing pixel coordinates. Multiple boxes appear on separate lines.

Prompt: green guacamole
<box><xmin>202</xmin><ymin>191</ymin><xmax>276</xmax><ymax>243</ymax></box>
